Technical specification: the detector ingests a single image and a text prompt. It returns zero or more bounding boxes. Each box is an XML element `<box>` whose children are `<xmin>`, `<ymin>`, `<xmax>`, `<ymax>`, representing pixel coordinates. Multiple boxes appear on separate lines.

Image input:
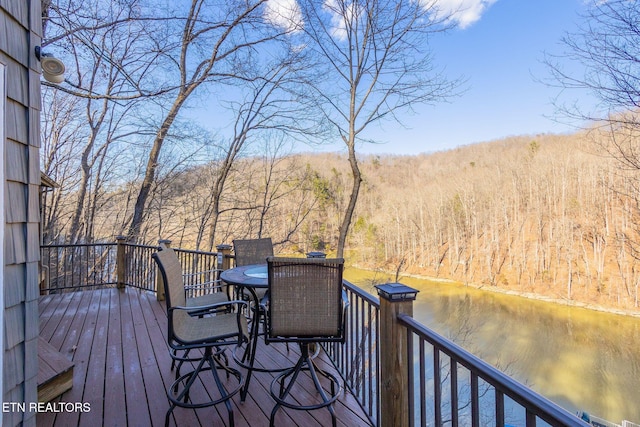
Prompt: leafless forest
<box><xmin>42</xmin><ymin>125</ymin><xmax>640</xmax><ymax>311</ymax></box>
<box><xmin>38</xmin><ymin>0</ymin><xmax>640</xmax><ymax>312</ymax></box>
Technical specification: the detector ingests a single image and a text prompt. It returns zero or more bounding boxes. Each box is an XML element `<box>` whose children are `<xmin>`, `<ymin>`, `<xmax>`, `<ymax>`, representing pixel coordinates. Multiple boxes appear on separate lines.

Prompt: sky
<box><xmin>339</xmin><ymin>0</ymin><xmax>597</xmax><ymax>156</ymax></box>
<box><xmin>191</xmin><ymin>0</ymin><xmax>599</xmax><ymax>157</ymax></box>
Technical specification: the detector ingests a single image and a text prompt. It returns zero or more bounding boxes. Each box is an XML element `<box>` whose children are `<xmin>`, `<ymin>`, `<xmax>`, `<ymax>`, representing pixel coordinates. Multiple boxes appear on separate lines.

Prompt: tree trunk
<box><xmin>128</xmin><ymin>94</ymin><xmax>187</xmax><ymax>242</ymax></box>
<box><xmin>337</xmin><ymin>140</ymin><xmax>362</xmax><ymax>258</ymax></box>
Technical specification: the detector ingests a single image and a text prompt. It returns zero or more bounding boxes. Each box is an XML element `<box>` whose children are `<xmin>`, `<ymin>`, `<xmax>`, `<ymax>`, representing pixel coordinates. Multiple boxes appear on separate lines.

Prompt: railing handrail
<box><xmin>41</xmin><ymin>242</ymin><xmax>117</xmax><ymax>248</ymax></box>
<box><xmin>397</xmin><ymin>313</ymin><xmax>587</xmax><ymax>427</ymax></box>
<box><xmin>342</xmin><ymin>279</ymin><xmax>380</xmax><ymax>306</ymax></box>
<box><xmin>173</xmin><ymin>247</ymin><xmax>218</xmax><ymax>256</ymax></box>
<box><xmin>40</xmin><ymin>242</ymin><xmax>159</xmax><ymax>249</ymax></box>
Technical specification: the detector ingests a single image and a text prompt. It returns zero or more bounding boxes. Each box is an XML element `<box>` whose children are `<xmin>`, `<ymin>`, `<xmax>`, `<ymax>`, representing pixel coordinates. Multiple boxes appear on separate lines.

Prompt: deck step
<box><xmin>37</xmin><ymin>337</ymin><xmax>74</xmax><ymax>402</ymax></box>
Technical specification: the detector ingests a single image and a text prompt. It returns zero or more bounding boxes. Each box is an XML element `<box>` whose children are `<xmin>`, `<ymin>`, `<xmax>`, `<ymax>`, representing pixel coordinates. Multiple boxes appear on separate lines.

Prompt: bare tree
<box><xmin>546</xmin><ymin>0</ymin><xmax>640</xmax><ymax>278</ymax></box>
<box><xmin>42</xmin><ymin>0</ymin><xmax>169</xmax><ymax>243</ymax></box>
<box><xmin>40</xmin><ymin>88</ymin><xmax>85</xmax><ymax>243</ymax></box>
<box><xmin>127</xmin><ymin>0</ymin><xmax>294</xmax><ymax>242</ymax></box>
<box><xmin>198</xmin><ymin>49</ymin><xmax>318</xmax><ymax>250</ymax></box>
<box><xmin>42</xmin><ymin>0</ymin><xmax>175</xmax><ymax>101</ymax></box>
<box><xmin>546</xmin><ymin>0</ymin><xmax>640</xmax><ymax>163</ymax></box>
<box><xmin>289</xmin><ymin>0</ymin><xmax>462</xmax><ymax>257</ymax></box>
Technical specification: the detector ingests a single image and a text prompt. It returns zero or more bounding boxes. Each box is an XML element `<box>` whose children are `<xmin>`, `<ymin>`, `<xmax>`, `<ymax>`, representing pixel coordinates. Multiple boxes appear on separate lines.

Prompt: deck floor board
<box><xmin>38</xmin><ymin>288</ymin><xmax>373</xmax><ymax>427</ymax></box>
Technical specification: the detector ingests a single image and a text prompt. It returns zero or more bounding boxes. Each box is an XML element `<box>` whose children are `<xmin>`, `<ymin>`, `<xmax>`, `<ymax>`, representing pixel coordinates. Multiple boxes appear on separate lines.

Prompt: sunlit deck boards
<box><xmin>37</xmin><ymin>287</ymin><xmax>373</xmax><ymax>427</ymax></box>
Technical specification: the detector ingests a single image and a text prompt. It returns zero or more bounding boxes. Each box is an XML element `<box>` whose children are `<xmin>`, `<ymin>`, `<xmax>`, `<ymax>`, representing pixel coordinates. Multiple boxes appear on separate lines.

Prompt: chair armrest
<box><xmin>170</xmin><ymin>299</ymin><xmax>248</xmax><ymax>314</ymax></box>
<box><xmin>168</xmin><ymin>300</ymin><xmax>250</xmax><ymax>341</ymax></box>
<box><xmin>342</xmin><ymin>290</ymin><xmax>350</xmax><ymax>310</ymax></box>
<box><xmin>258</xmin><ymin>292</ymin><xmax>270</xmax><ymax>312</ymax></box>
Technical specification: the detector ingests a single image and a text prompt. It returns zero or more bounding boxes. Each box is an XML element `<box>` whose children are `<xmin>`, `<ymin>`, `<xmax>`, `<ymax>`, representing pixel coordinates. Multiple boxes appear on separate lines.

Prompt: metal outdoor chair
<box><xmin>232</xmin><ymin>237</ymin><xmax>274</xmax><ymax>329</ymax></box>
<box><xmin>153</xmin><ymin>249</ymin><xmax>249</xmax><ymax>427</ymax></box>
<box><xmin>157</xmin><ymin>244</ymin><xmax>230</xmax><ymax>311</ymax></box>
<box><xmin>232</xmin><ymin>237</ymin><xmax>274</xmax><ymax>267</ymax></box>
<box><xmin>263</xmin><ymin>256</ymin><xmax>347</xmax><ymax>427</ymax></box>
<box><xmin>155</xmin><ymin>245</ymin><xmax>231</xmax><ymax>372</ymax></box>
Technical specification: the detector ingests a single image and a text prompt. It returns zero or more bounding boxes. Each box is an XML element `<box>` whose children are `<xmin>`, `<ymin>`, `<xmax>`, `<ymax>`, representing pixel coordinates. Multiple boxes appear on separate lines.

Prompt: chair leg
<box><xmin>166</xmin><ymin>346</ymin><xmax>243</xmax><ymax>427</ymax></box>
<box><xmin>239</xmin><ymin>336</ymin><xmax>258</xmax><ymax>402</ymax></box>
<box><xmin>269</xmin><ymin>344</ymin><xmax>340</xmax><ymax>427</ymax></box>
<box><xmin>306</xmin><ymin>356</ymin><xmax>337</xmax><ymax>427</ymax></box>
<box><xmin>207</xmin><ymin>350</ymin><xmax>236</xmax><ymax>427</ymax></box>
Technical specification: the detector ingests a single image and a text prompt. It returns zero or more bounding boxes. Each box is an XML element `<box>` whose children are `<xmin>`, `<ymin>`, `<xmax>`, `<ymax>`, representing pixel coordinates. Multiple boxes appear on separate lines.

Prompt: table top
<box><xmin>220</xmin><ymin>264</ymin><xmax>268</xmax><ymax>288</ymax></box>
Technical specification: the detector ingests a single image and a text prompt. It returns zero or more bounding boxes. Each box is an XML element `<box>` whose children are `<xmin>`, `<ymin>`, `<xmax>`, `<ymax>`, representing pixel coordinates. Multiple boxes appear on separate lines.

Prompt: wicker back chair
<box><xmin>232</xmin><ymin>237</ymin><xmax>274</xmax><ymax>306</ymax></box>
<box><xmin>156</xmin><ymin>245</ymin><xmax>229</xmax><ymax>311</ymax></box>
<box><xmin>232</xmin><ymin>238</ymin><xmax>274</xmax><ymax>266</ymax></box>
<box><xmin>153</xmin><ymin>249</ymin><xmax>248</xmax><ymax>427</ymax></box>
<box><xmin>264</xmin><ymin>256</ymin><xmax>346</xmax><ymax>427</ymax></box>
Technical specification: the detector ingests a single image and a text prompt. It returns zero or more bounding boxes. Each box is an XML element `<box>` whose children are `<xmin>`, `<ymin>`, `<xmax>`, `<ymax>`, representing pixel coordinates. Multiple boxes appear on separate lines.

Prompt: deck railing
<box><xmin>398</xmin><ymin>314</ymin><xmax>586</xmax><ymax>427</ymax></box>
<box><xmin>40</xmin><ymin>239</ymin><xmax>222</xmax><ymax>295</ymax></box>
<box><xmin>325</xmin><ymin>280</ymin><xmax>381</xmax><ymax>426</ymax></box>
<box><xmin>40</xmin><ymin>240</ymin><xmax>588</xmax><ymax>427</ymax></box>
<box><xmin>40</xmin><ymin>242</ymin><xmax>119</xmax><ymax>291</ymax></box>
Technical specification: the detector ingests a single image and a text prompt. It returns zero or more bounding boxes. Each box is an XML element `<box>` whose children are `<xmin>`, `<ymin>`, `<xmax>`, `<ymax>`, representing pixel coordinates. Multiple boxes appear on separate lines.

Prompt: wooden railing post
<box><xmin>375</xmin><ymin>283</ymin><xmax>420</xmax><ymax>427</ymax></box>
<box><xmin>116</xmin><ymin>236</ymin><xmax>126</xmax><ymax>289</ymax></box>
<box><xmin>156</xmin><ymin>239</ymin><xmax>171</xmax><ymax>301</ymax></box>
<box><xmin>216</xmin><ymin>244</ymin><xmax>232</xmax><ymax>271</ymax></box>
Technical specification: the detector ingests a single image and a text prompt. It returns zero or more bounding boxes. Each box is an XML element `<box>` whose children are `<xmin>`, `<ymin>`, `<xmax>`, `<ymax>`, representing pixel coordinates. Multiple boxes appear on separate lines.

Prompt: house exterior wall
<box><xmin>1</xmin><ymin>1</ymin><xmax>42</xmax><ymax>426</ymax></box>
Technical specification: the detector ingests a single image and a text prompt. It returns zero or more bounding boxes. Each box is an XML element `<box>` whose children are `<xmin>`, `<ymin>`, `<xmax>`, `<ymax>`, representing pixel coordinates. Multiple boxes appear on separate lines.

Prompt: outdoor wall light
<box><xmin>375</xmin><ymin>283</ymin><xmax>419</xmax><ymax>301</ymax></box>
<box><xmin>34</xmin><ymin>46</ymin><xmax>66</xmax><ymax>84</ymax></box>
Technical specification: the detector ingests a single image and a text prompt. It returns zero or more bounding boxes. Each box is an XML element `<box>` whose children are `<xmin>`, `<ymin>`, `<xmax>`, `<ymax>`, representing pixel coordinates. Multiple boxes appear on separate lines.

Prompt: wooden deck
<box><xmin>38</xmin><ymin>287</ymin><xmax>373</xmax><ymax>427</ymax></box>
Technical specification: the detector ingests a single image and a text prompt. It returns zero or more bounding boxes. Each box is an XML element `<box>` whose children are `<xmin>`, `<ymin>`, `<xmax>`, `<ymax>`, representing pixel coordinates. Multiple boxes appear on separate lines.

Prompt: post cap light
<box><xmin>375</xmin><ymin>283</ymin><xmax>419</xmax><ymax>301</ymax></box>
<box><xmin>306</xmin><ymin>251</ymin><xmax>326</xmax><ymax>258</ymax></box>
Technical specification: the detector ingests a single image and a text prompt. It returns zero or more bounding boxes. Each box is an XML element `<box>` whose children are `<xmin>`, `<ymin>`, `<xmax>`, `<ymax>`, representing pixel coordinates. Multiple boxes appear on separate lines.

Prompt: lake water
<box><xmin>344</xmin><ymin>267</ymin><xmax>640</xmax><ymax>424</ymax></box>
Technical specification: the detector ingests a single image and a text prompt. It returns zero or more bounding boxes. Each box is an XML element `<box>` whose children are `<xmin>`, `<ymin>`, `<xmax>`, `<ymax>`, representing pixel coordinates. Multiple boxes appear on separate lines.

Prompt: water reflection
<box><xmin>344</xmin><ymin>268</ymin><xmax>640</xmax><ymax>423</ymax></box>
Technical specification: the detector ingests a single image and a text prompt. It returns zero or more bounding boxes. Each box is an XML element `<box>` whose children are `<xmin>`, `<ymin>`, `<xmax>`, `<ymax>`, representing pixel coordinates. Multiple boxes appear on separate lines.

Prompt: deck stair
<box><xmin>37</xmin><ymin>336</ymin><xmax>74</xmax><ymax>402</ymax></box>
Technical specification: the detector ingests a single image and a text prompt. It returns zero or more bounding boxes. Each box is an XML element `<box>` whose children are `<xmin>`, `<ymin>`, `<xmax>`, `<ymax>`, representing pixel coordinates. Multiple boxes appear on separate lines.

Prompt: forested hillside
<box><xmin>302</xmin><ymin>132</ymin><xmax>640</xmax><ymax>311</ymax></box>
<box><xmin>43</xmin><ymin>129</ymin><xmax>640</xmax><ymax>311</ymax></box>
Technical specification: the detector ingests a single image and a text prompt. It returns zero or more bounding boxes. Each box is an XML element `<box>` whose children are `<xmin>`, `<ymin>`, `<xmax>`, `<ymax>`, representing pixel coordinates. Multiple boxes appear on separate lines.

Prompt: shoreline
<box><xmin>354</xmin><ymin>266</ymin><xmax>640</xmax><ymax>319</ymax></box>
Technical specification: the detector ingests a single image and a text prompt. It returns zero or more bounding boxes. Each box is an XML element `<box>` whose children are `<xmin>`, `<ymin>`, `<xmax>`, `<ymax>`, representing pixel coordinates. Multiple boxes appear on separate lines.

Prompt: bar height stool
<box><xmin>153</xmin><ymin>249</ymin><xmax>249</xmax><ymax>427</ymax></box>
<box><xmin>263</xmin><ymin>256</ymin><xmax>347</xmax><ymax>427</ymax></box>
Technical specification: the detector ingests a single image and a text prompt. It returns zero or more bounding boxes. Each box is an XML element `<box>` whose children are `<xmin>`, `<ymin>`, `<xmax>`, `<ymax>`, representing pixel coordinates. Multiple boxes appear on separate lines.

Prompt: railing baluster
<box><xmin>471</xmin><ymin>372</ymin><xmax>480</xmax><ymax>427</ymax></box>
<box><xmin>369</xmin><ymin>302</ymin><xmax>375</xmax><ymax>420</ymax></box>
<box><xmin>496</xmin><ymin>389</ymin><xmax>505</xmax><ymax>427</ymax></box>
<box><xmin>433</xmin><ymin>346</ymin><xmax>441</xmax><ymax>427</ymax></box>
<box><xmin>419</xmin><ymin>337</ymin><xmax>426</xmax><ymax>426</ymax></box>
<box><xmin>451</xmin><ymin>359</ymin><xmax>458</xmax><ymax>427</ymax></box>
<box><xmin>407</xmin><ymin>328</ymin><xmax>415</xmax><ymax>427</ymax></box>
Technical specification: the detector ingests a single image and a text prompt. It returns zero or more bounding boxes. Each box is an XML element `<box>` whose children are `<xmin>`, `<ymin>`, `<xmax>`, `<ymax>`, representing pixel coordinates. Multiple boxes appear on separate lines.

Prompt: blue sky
<box><xmin>345</xmin><ymin>0</ymin><xmax>596</xmax><ymax>156</ymax></box>
<box><xmin>191</xmin><ymin>0</ymin><xmax>597</xmax><ymax>157</ymax></box>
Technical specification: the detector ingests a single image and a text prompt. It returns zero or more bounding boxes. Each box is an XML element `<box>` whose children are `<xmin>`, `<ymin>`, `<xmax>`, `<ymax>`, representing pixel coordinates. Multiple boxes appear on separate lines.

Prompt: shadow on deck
<box><xmin>37</xmin><ymin>287</ymin><xmax>373</xmax><ymax>427</ymax></box>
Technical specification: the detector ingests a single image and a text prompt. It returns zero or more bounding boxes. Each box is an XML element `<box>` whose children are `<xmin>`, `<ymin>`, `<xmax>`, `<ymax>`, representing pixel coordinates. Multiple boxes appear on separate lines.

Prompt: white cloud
<box><xmin>435</xmin><ymin>0</ymin><xmax>498</xmax><ymax>29</ymax></box>
<box><xmin>323</xmin><ymin>0</ymin><xmax>366</xmax><ymax>41</ymax></box>
<box><xmin>264</xmin><ymin>0</ymin><xmax>304</xmax><ymax>32</ymax></box>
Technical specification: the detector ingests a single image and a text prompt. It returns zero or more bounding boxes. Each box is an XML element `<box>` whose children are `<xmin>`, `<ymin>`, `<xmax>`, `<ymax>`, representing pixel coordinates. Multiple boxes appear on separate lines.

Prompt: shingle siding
<box><xmin>2</xmin><ymin>1</ymin><xmax>42</xmax><ymax>426</ymax></box>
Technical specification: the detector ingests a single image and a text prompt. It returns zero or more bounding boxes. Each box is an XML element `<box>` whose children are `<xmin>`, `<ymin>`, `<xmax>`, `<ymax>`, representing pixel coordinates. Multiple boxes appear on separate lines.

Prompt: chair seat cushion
<box><xmin>173</xmin><ymin>310</ymin><xmax>248</xmax><ymax>345</ymax></box>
